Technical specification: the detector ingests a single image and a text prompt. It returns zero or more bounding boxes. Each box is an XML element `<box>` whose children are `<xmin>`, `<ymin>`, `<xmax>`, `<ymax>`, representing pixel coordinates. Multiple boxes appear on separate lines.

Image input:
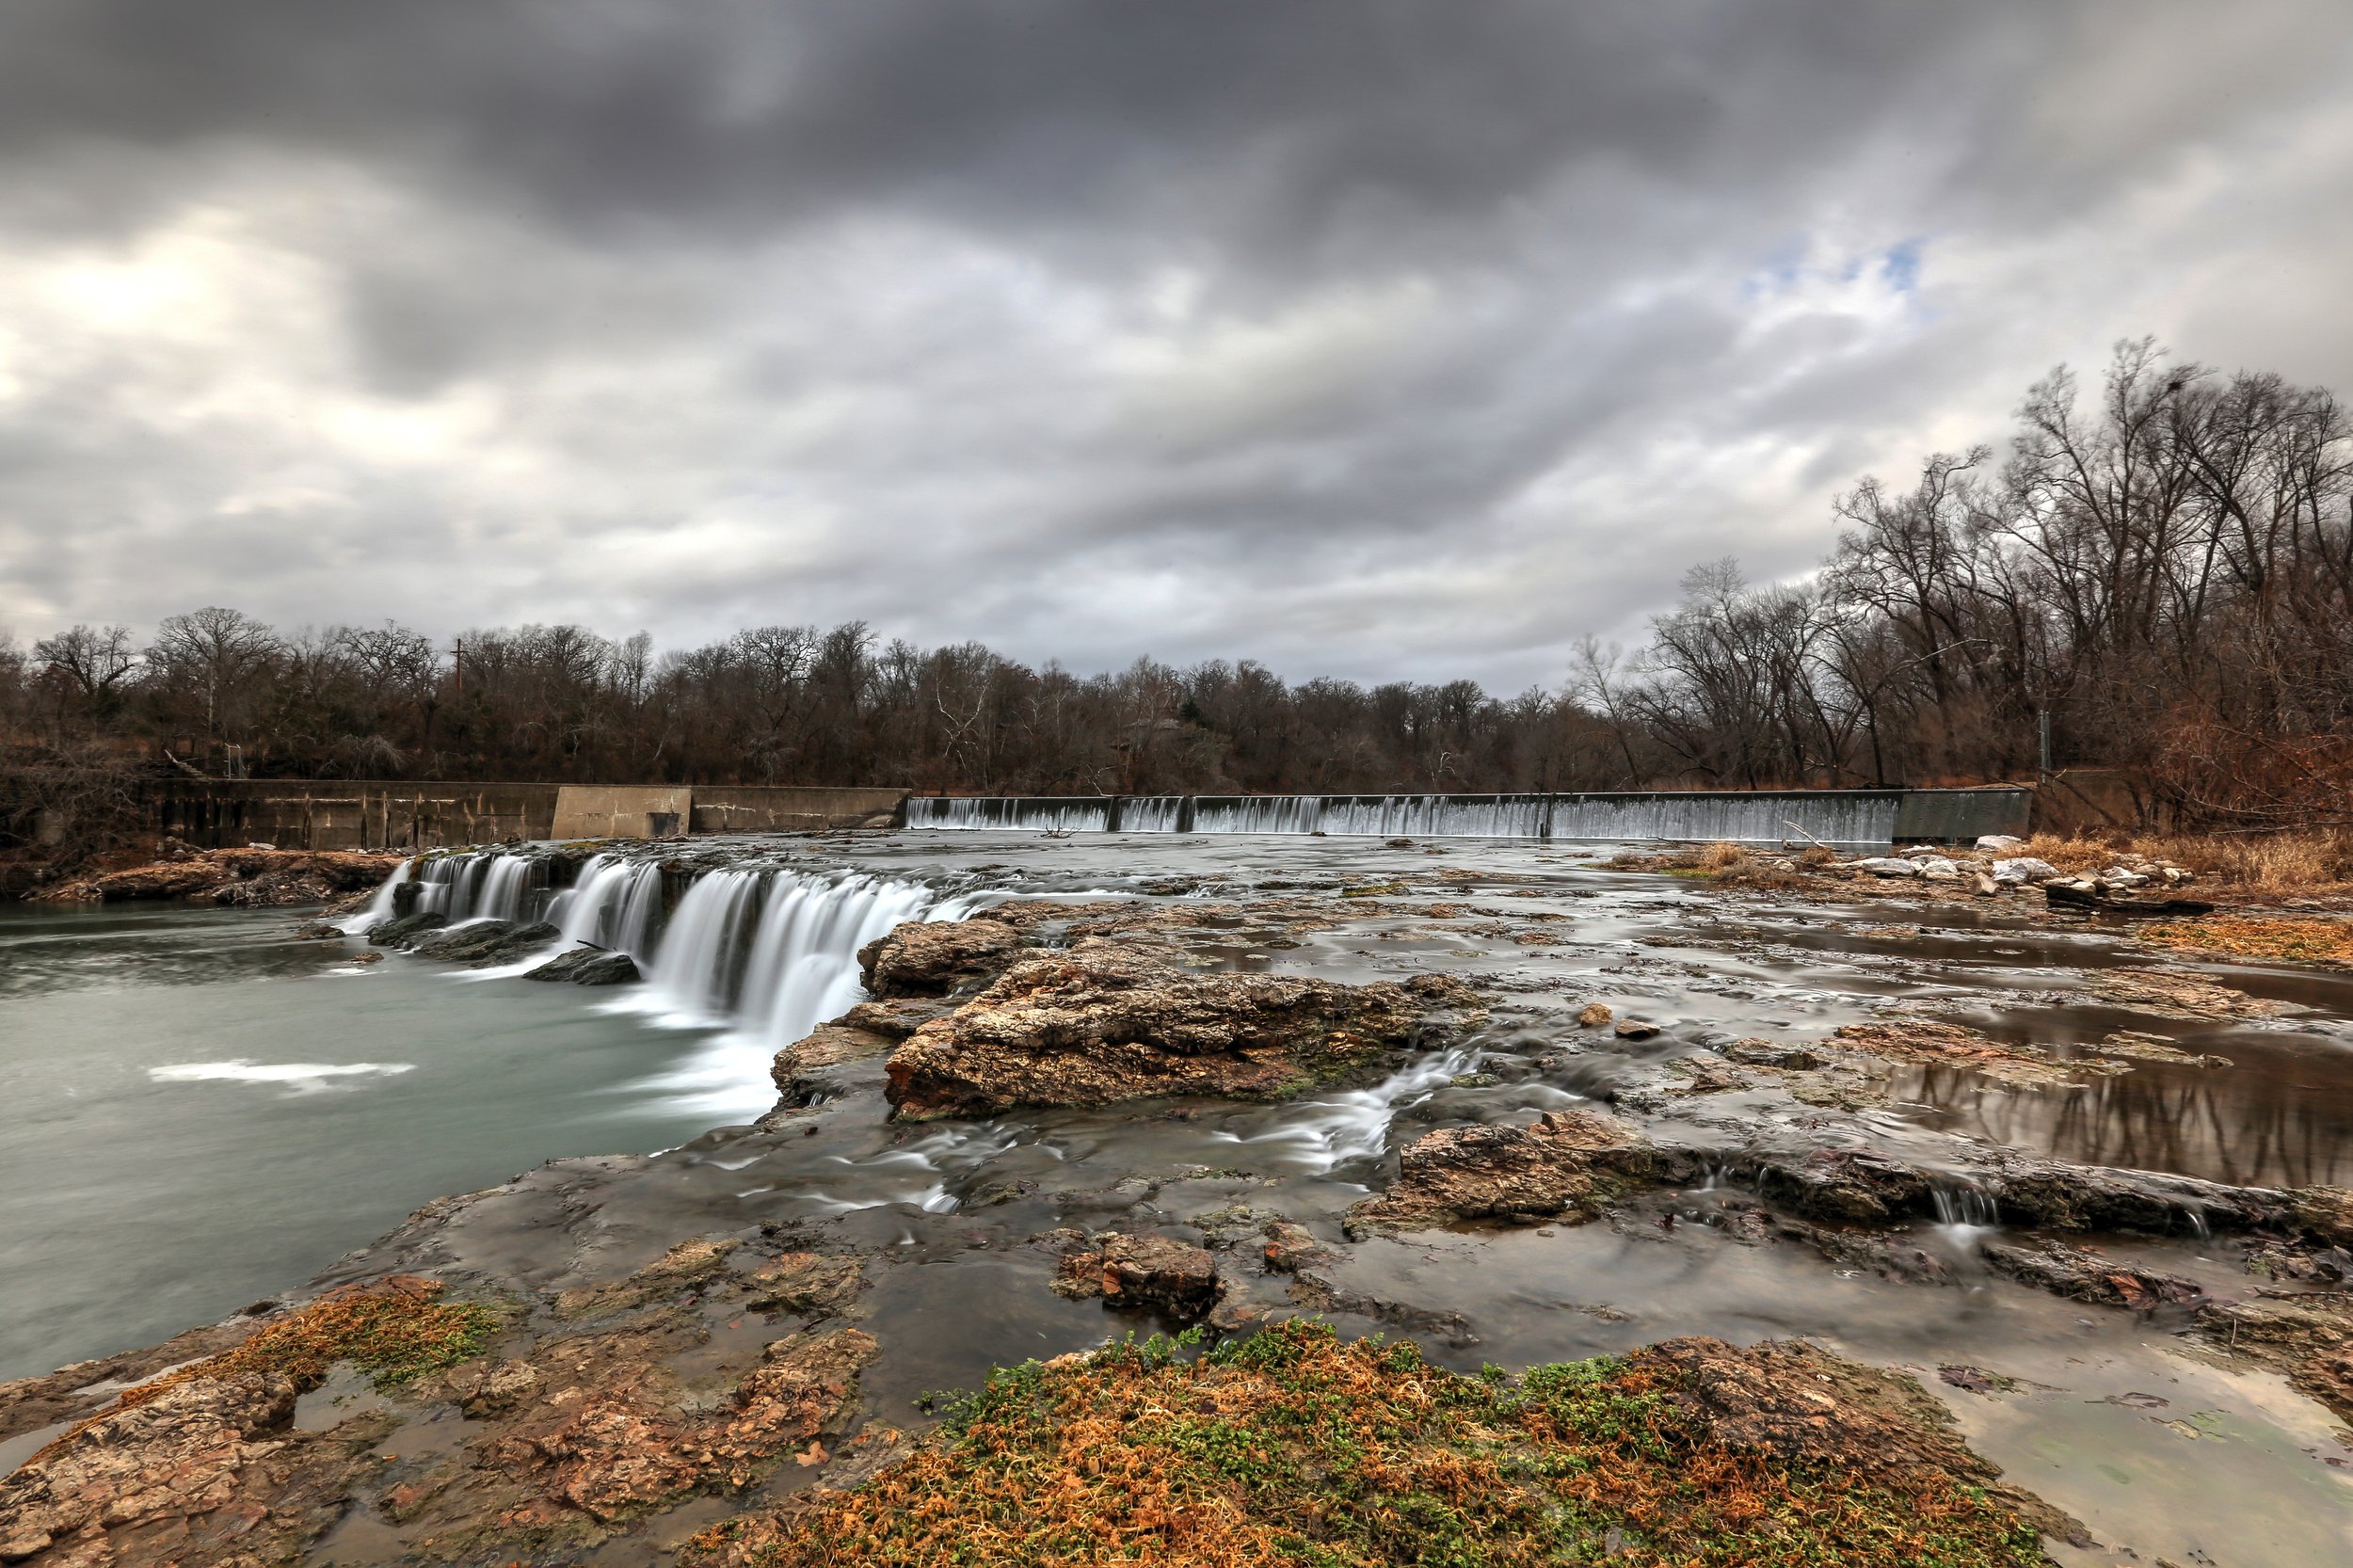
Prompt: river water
<box><xmin>7</xmin><ymin>830</ymin><xmax>2353</xmax><ymax>1563</ymax></box>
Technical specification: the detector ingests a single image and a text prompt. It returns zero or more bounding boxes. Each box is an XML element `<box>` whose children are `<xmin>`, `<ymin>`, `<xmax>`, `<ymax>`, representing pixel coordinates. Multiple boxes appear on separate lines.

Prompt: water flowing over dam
<box><xmin>344</xmin><ymin>848</ymin><xmax>995</xmax><ymax>1055</ymax></box>
<box><xmin>903</xmin><ymin>788</ymin><xmax>2026</xmax><ymax>846</ymax></box>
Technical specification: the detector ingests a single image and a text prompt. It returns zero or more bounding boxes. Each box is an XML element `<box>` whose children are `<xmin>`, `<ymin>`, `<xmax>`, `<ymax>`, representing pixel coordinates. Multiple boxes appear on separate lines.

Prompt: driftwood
<box><xmin>2045</xmin><ymin>884</ymin><xmax>2215</xmax><ymax>917</ymax></box>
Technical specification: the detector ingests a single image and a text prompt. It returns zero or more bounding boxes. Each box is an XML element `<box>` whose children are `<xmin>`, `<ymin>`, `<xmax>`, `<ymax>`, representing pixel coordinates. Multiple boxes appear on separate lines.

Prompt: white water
<box><xmin>905</xmin><ymin>791</ymin><xmax>1906</xmax><ymax>845</ymax></box>
<box><xmin>331</xmin><ymin>857</ymin><xmax>411</xmax><ymax>934</ymax></box>
<box><xmin>1211</xmin><ymin>1045</ymin><xmax>1485</xmax><ymax>1174</ymax></box>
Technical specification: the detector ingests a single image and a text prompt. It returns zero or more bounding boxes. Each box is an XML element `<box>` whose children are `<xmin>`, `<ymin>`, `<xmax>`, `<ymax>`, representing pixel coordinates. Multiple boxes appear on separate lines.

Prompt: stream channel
<box><xmin>6</xmin><ymin>830</ymin><xmax>2353</xmax><ymax>1563</ymax></box>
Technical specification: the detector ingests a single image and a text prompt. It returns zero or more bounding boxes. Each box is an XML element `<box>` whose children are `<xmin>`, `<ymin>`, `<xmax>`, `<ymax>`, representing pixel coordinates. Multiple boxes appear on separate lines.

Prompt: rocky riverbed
<box><xmin>6</xmin><ymin>829</ymin><xmax>2353</xmax><ymax>1566</ymax></box>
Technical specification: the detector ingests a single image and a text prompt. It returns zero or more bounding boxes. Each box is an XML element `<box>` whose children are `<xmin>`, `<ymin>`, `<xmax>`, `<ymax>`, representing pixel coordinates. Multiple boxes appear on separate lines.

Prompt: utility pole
<box><xmin>2037</xmin><ymin>709</ymin><xmax>2052</xmax><ymax>784</ymax></box>
<box><xmin>454</xmin><ymin>637</ymin><xmax>464</xmax><ymax>698</ymax></box>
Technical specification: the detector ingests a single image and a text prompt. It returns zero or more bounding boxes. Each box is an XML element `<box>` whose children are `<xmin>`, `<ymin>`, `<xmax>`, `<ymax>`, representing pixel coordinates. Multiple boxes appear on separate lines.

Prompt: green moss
<box><xmin>700</xmin><ymin>1320</ymin><xmax>2052</xmax><ymax>1567</ymax></box>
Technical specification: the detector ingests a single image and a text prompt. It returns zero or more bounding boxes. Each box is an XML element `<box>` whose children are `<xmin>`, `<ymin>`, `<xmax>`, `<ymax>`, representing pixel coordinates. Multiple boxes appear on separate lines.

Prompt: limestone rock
<box><xmin>1052</xmin><ymin>1235</ymin><xmax>1219</xmax><ymax>1320</ymax></box>
<box><xmin>884</xmin><ymin>938</ymin><xmax>1481</xmax><ymax>1119</ymax></box>
<box><xmin>856</xmin><ymin>918</ymin><xmax>1027</xmax><ymax>998</ymax></box>
<box><xmin>1979</xmin><ymin>1240</ymin><xmax>2205</xmax><ymax>1310</ymax></box>
<box><xmin>1347</xmin><ymin>1110</ymin><xmax>1664</xmax><ymax>1233</ymax></box>
<box><xmin>770</xmin><ymin>1023</ymin><xmax>898</xmax><ymax>1107</ymax></box>
<box><xmin>1991</xmin><ymin>856</ymin><xmax>2059</xmax><ymax>884</ymax></box>
<box><xmin>1260</xmin><ymin>1221</ymin><xmax>1335</xmax><ymax>1273</ymax></box>
<box><xmin>1848</xmin><ymin>857</ymin><xmax>1920</xmax><ymax>878</ymax></box>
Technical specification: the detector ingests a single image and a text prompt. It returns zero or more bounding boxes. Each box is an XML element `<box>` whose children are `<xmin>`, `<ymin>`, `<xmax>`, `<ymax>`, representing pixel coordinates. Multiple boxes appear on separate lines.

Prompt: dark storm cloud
<box><xmin>1</xmin><ymin>1</ymin><xmax>2349</xmax><ymax>688</ymax></box>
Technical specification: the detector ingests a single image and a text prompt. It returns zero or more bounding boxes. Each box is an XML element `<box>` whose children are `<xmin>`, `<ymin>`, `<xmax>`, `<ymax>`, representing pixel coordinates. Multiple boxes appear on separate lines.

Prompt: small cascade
<box><xmin>1930</xmin><ymin>1182</ymin><xmax>1999</xmax><ymax>1228</ymax></box>
<box><xmin>407</xmin><ymin>851</ymin><xmax>538</xmax><ymax>923</ymax></box>
<box><xmin>333</xmin><ymin>857</ymin><xmax>412</xmax><ymax>934</ymax></box>
<box><xmin>1214</xmin><ymin>1046</ymin><xmax>1482</xmax><ymax>1173</ymax></box>
<box><xmin>1114</xmin><ymin>796</ymin><xmax>1185</xmax><ymax>832</ymax></box>
<box><xmin>737</xmin><ymin>872</ymin><xmax>938</xmax><ymax>1047</ymax></box>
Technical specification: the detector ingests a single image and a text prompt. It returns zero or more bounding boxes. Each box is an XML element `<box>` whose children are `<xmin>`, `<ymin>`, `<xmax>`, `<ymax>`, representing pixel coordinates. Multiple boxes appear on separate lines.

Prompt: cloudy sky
<box><xmin>2</xmin><ymin>1</ymin><xmax>2350</xmax><ymax>691</ymax></box>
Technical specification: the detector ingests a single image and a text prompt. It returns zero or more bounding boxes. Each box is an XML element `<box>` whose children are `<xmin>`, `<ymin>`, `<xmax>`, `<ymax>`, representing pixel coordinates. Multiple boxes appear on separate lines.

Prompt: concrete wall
<box><xmin>151</xmin><ymin>780</ymin><xmax>559</xmax><ymax>850</ymax></box>
<box><xmin>147</xmin><ymin>779</ymin><xmax>908</xmax><ymax>848</ymax></box>
<box><xmin>550</xmin><ymin>785</ymin><xmax>694</xmax><ymax>840</ymax></box>
<box><xmin>688</xmin><ymin>786</ymin><xmax>905</xmax><ymax>834</ymax></box>
<box><xmin>1890</xmin><ymin>787</ymin><xmax>2034</xmax><ymax>843</ymax></box>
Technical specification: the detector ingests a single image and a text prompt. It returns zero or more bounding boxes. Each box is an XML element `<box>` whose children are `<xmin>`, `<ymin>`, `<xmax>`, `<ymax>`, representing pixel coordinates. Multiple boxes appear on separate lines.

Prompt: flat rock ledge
<box><xmin>856</xmin><ymin>917</ymin><xmax>1029</xmax><ymax>997</ymax></box>
<box><xmin>882</xmin><ymin>936</ymin><xmax>1484</xmax><ymax>1119</ymax></box>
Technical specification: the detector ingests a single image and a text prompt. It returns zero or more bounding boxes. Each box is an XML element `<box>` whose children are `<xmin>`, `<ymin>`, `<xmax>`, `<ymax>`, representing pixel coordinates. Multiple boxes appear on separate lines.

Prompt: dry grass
<box><xmin>2137</xmin><ymin>916</ymin><xmax>2353</xmax><ymax>968</ymax></box>
<box><xmin>2021</xmin><ymin>830</ymin><xmax>2353</xmax><ymax>893</ymax></box>
<box><xmin>693</xmin><ymin>1321</ymin><xmax>2046</xmax><ymax>1568</ymax></box>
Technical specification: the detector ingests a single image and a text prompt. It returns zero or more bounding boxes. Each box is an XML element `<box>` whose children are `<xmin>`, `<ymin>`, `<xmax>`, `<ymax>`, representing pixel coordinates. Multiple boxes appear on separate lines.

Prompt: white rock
<box><xmin>1918</xmin><ymin>857</ymin><xmax>1964</xmax><ymax>880</ymax></box>
<box><xmin>1991</xmin><ymin>857</ymin><xmax>2061</xmax><ymax>884</ymax></box>
<box><xmin>1849</xmin><ymin>856</ymin><xmax>1922</xmax><ymax>877</ymax></box>
<box><xmin>2101</xmin><ymin>867</ymin><xmax>2149</xmax><ymax>887</ymax></box>
<box><xmin>1976</xmin><ymin>835</ymin><xmax>2026</xmax><ymax>853</ymax></box>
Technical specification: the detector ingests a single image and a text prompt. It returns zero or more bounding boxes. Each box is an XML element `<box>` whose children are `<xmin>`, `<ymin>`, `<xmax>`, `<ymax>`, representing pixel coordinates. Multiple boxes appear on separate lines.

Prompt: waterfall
<box><xmin>478</xmin><ymin>855</ymin><xmax>538</xmax><ymax>922</ymax></box>
<box><xmin>905</xmin><ymin>790</ymin><xmax>1910</xmax><ymax>846</ymax></box>
<box><xmin>549</xmin><ymin>856</ymin><xmax>665</xmax><ymax>956</ymax></box>
<box><xmin>333</xmin><ymin>857</ymin><xmax>412</xmax><ymax>934</ymax></box>
<box><xmin>647</xmin><ymin>871</ymin><xmax>767</xmax><ymax>1019</ymax></box>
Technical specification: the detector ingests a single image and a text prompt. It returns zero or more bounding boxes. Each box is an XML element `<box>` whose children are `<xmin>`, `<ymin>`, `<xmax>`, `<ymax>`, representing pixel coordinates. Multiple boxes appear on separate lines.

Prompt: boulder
<box><xmin>1052</xmin><ymin>1234</ymin><xmax>1219</xmax><ymax>1319</ymax></box>
<box><xmin>408</xmin><ymin>920</ymin><xmax>560</xmax><ymax>966</ymax></box>
<box><xmin>883</xmin><ymin>938</ymin><xmax>1481</xmax><ymax>1119</ymax></box>
<box><xmin>1346</xmin><ymin>1110</ymin><xmax>1669</xmax><ymax>1233</ymax></box>
<box><xmin>856</xmin><ymin>918</ymin><xmax>1028</xmax><ymax>997</ymax></box>
<box><xmin>771</xmin><ymin>1022</ymin><xmax>899</xmax><ymax>1106</ymax></box>
<box><xmin>366</xmin><ymin>910</ymin><xmax>448</xmax><ymax>946</ymax></box>
<box><xmin>525</xmin><ymin>947</ymin><xmax>641</xmax><ymax>985</ymax></box>
<box><xmin>1976</xmin><ymin>835</ymin><xmax>2026</xmax><ymax>854</ymax></box>
<box><xmin>1848</xmin><ymin>857</ymin><xmax>1920</xmax><ymax>878</ymax></box>
<box><xmin>1991</xmin><ymin>857</ymin><xmax>2059</xmax><ymax>884</ymax></box>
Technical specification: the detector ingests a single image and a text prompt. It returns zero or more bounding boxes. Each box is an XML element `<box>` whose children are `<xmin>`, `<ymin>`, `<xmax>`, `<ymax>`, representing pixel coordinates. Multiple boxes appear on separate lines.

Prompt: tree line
<box><xmin>5</xmin><ymin>340</ymin><xmax>2349</xmax><ymax>856</ymax></box>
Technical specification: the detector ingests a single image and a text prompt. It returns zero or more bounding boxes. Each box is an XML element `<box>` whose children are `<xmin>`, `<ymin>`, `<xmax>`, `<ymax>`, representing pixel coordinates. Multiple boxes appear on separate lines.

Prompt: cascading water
<box><xmin>332</xmin><ymin>857</ymin><xmax>412</xmax><ymax>934</ymax></box>
<box><xmin>904</xmin><ymin>790</ymin><xmax>1907</xmax><ymax>845</ymax></box>
<box><xmin>1211</xmin><ymin>1045</ymin><xmax>1484</xmax><ymax>1174</ymax></box>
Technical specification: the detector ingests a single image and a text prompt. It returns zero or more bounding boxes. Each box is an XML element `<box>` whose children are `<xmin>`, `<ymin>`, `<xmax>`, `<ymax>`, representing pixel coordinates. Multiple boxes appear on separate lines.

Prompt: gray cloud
<box><xmin>1</xmin><ymin>1</ymin><xmax>2349</xmax><ymax>690</ymax></box>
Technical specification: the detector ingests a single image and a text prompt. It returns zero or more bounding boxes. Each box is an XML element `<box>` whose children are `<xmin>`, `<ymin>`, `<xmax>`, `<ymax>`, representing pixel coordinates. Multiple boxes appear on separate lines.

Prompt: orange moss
<box><xmin>2137</xmin><ymin>915</ymin><xmax>2353</xmax><ymax>968</ymax></box>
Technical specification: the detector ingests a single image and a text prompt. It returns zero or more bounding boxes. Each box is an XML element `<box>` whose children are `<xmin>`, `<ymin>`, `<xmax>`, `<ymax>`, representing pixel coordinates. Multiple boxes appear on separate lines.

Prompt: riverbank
<box><xmin>5</xmin><ymin>833</ymin><xmax>2351</xmax><ymax>1565</ymax></box>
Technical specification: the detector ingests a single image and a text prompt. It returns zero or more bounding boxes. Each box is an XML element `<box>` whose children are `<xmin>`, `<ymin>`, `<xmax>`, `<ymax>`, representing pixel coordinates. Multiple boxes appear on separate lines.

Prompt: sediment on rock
<box><xmin>1050</xmin><ymin>1234</ymin><xmax>1220</xmax><ymax>1320</ymax></box>
<box><xmin>770</xmin><ymin>1022</ymin><xmax>900</xmax><ymax>1107</ymax></box>
<box><xmin>884</xmin><ymin>936</ymin><xmax>1483</xmax><ymax>1119</ymax></box>
<box><xmin>1345</xmin><ymin>1109</ymin><xmax>1671</xmax><ymax>1234</ymax></box>
<box><xmin>24</xmin><ymin>847</ymin><xmax>402</xmax><ymax>905</ymax></box>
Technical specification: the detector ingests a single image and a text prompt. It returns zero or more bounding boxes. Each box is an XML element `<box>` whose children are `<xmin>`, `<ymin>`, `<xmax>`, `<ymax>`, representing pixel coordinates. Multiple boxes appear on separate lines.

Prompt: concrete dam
<box><xmin>903</xmin><ymin>788</ymin><xmax>2029</xmax><ymax>847</ymax></box>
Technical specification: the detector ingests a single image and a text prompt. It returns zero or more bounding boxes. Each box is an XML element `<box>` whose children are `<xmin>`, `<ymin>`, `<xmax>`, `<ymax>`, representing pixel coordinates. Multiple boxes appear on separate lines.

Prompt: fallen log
<box><xmin>2046</xmin><ymin>884</ymin><xmax>2216</xmax><ymax>917</ymax></box>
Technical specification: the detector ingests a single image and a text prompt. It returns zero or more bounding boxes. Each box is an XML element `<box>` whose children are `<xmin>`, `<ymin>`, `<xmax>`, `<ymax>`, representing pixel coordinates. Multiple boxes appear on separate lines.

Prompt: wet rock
<box><xmin>1991</xmin><ymin>1160</ymin><xmax>2289</xmax><ymax>1235</ymax></box>
<box><xmin>1753</xmin><ymin>1149</ymin><xmax>1937</xmax><ymax>1226</ymax></box>
<box><xmin>0</xmin><ymin>1370</ymin><xmax>362</xmax><ymax>1568</ymax></box>
<box><xmin>1611</xmin><ymin>1016</ymin><xmax>1661</xmax><ymax>1040</ymax></box>
<box><xmin>1346</xmin><ymin>1110</ymin><xmax>1670</xmax><ymax>1233</ymax></box>
<box><xmin>0</xmin><ymin>1322</ymin><xmax>267</xmax><ymax>1446</ymax></box>
<box><xmin>1281</xmin><ymin>1273</ymin><xmax>1474</xmax><ymax>1341</ymax></box>
<box><xmin>524</xmin><ymin>946</ymin><xmax>640</xmax><ymax>984</ymax></box>
<box><xmin>884</xmin><ymin>938</ymin><xmax>1481</xmax><ymax>1120</ymax></box>
<box><xmin>1635</xmin><ymin>1336</ymin><xmax>1991</xmax><ymax>1475</ymax></box>
<box><xmin>407</xmin><ymin>920</ymin><xmax>560</xmax><ymax>966</ymax></box>
<box><xmin>770</xmin><ymin>1022</ymin><xmax>898</xmax><ymax>1107</ymax></box>
<box><xmin>1052</xmin><ymin>1235</ymin><xmax>1219</xmax><ymax>1320</ymax></box>
<box><xmin>1979</xmin><ymin>1240</ymin><xmax>2206</xmax><ymax>1310</ymax></box>
<box><xmin>365</xmin><ymin>910</ymin><xmax>447</xmax><ymax>946</ymax></box>
<box><xmin>2291</xmin><ymin>1187</ymin><xmax>2353</xmax><ymax>1248</ymax></box>
<box><xmin>1825</xmin><ymin>1018</ymin><xmax>2094</xmax><ymax>1090</ymax></box>
<box><xmin>2245</xmin><ymin>1240</ymin><xmax>2344</xmax><ymax>1284</ymax></box>
<box><xmin>1576</xmin><ymin>1001</ymin><xmax>1612</xmax><ymax>1028</ymax></box>
<box><xmin>1721</xmin><ymin>1037</ymin><xmax>1823</xmax><ymax>1070</ymax></box>
<box><xmin>743</xmin><ymin>1253</ymin><xmax>865</xmax><ymax>1315</ymax></box>
<box><xmin>2095</xmin><ymin>1031</ymin><xmax>2231</xmax><ymax>1068</ymax></box>
<box><xmin>490</xmin><ymin>1326</ymin><xmax>878</xmax><ymax>1523</ymax></box>
<box><xmin>554</xmin><ymin>1236</ymin><xmax>741</xmax><ymax>1320</ymax></box>
<box><xmin>447</xmin><ymin>1358</ymin><xmax>542</xmax><ymax>1417</ymax></box>
<box><xmin>1259</xmin><ymin>1220</ymin><xmax>1336</xmax><ymax>1273</ymax></box>
<box><xmin>837</xmin><ymin>996</ymin><xmax>952</xmax><ymax>1039</ymax></box>
<box><xmin>2294</xmin><ymin>1343</ymin><xmax>2353</xmax><ymax>1417</ymax></box>
<box><xmin>2090</xmin><ymin>968</ymin><xmax>2290</xmax><ymax>1020</ymax></box>
<box><xmin>856</xmin><ymin>917</ymin><xmax>1027</xmax><ymax>998</ymax></box>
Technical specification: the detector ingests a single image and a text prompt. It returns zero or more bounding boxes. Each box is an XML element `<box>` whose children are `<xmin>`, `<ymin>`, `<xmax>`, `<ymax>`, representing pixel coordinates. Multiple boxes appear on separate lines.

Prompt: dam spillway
<box><xmin>903</xmin><ymin>788</ymin><xmax>2028</xmax><ymax>847</ymax></box>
